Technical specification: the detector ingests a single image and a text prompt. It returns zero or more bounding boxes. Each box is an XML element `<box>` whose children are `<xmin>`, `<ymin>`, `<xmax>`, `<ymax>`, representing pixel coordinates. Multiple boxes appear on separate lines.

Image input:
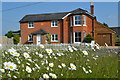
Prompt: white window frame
<box><xmin>74</xmin><ymin>31</ymin><xmax>82</xmax><ymax>44</ymax></box>
<box><xmin>28</xmin><ymin>34</ymin><xmax>33</xmax><ymax>42</ymax></box>
<box><xmin>70</xmin><ymin>16</ymin><xmax>72</xmax><ymax>27</ymax></box>
<box><xmin>51</xmin><ymin>20</ymin><xmax>58</xmax><ymax>27</ymax></box>
<box><xmin>83</xmin><ymin>15</ymin><xmax>86</xmax><ymax>26</ymax></box>
<box><xmin>28</xmin><ymin>22</ymin><xmax>34</xmax><ymax>28</ymax></box>
<box><xmin>74</xmin><ymin>15</ymin><xmax>82</xmax><ymax>26</ymax></box>
<box><xmin>51</xmin><ymin>34</ymin><xmax>58</xmax><ymax>42</ymax></box>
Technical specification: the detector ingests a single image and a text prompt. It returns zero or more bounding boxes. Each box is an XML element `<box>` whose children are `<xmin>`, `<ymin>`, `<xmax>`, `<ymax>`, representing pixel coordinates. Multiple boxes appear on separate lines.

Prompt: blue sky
<box><xmin>2</xmin><ymin>2</ymin><xmax>118</xmax><ymax>35</ymax></box>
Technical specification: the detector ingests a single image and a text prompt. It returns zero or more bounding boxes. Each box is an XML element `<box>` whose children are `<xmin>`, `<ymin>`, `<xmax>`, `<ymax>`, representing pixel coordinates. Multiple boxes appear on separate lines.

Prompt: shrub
<box><xmin>83</xmin><ymin>34</ymin><xmax>94</xmax><ymax>43</ymax></box>
<box><xmin>46</xmin><ymin>34</ymin><xmax>51</xmax><ymax>44</ymax></box>
<box><xmin>13</xmin><ymin>34</ymin><xmax>20</xmax><ymax>44</ymax></box>
<box><xmin>115</xmin><ymin>42</ymin><xmax>120</xmax><ymax>46</ymax></box>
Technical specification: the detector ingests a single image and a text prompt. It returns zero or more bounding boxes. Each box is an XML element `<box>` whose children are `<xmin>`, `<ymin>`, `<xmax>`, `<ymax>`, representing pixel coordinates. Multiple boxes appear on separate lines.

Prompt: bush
<box><xmin>46</xmin><ymin>34</ymin><xmax>51</xmax><ymax>44</ymax></box>
<box><xmin>83</xmin><ymin>34</ymin><xmax>94</xmax><ymax>43</ymax></box>
<box><xmin>115</xmin><ymin>42</ymin><xmax>120</xmax><ymax>46</ymax></box>
<box><xmin>13</xmin><ymin>34</ymin><xmax>20</xmax><ymax>44</ymax></box>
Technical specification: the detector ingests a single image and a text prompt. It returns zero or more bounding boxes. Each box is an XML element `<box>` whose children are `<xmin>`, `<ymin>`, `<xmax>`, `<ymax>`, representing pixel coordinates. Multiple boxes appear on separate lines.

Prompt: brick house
<box><xmin>19</xmin><ymin>3</ymin><xmax>115</xmax><ymax>46</ymax></box>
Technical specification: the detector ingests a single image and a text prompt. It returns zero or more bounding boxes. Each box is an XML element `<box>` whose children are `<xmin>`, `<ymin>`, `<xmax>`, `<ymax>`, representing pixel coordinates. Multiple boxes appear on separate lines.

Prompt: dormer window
<box><xmin>51</xmin><ymin>20</ymin><xmax>58</xmax><ymax>27</ymax></box>
<box><xmin>74</xmin><ymin>15</ymin><xmax>82</xmax><ymax>26</ymax></box>
<box><xmin>28</xmin><ymin>22</ymin><xmax>34</xmax><ymax>28</ymax></box>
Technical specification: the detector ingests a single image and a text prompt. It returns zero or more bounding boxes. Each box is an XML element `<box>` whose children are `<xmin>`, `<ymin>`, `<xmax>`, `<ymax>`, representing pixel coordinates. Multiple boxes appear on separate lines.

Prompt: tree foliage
<box><xmin>103</xmin><ymin>22</ymin><xmax>109</xmax><ymax>27</ymax></box>
<box><xmin>5</xmin><ymin>31</ymin><xmax>20</xmax><ymax>44</ymax></box>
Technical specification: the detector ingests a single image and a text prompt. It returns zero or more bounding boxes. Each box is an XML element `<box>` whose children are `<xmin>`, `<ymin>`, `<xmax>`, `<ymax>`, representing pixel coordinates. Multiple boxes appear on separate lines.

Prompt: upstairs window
<box><xmin>28</xmin><ymin>34</ymin><xmax>33</xmax><ymax>42</ymax></box>
<box><xmin>51</xmin><ymin>34</ymin><xmax>58</xmax><ymax>42</ymax></box>
<box><xmin>83</xmin><ymin>15</ymin><xmax>86</xmax><ymax>26</ymax></box>
<box><xmin>51</xmin><ymin>20</ymin><xmax>58</xmax><ymax>27</ymax></box>
<box><xmin>74</xmin><ymin>15</ymin><xmax>82</xmax><ymax>26</ymax></box>
<box><xmin>28</xmin><ymin>22</ymin><xmax>34</xmax><ymax>28</ymax></box>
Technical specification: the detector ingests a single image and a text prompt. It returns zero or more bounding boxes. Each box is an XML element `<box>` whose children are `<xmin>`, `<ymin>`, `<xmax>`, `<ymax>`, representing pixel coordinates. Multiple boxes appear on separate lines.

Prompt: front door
<box><xmin>37</xmin><ymin>34</ymin><xmax>41</xmax><ymax>45</ymax></box>
<box><xmin>74</xmin><ymin>31</ymin><xmax>81</xmax><ymax>44</ymax></box>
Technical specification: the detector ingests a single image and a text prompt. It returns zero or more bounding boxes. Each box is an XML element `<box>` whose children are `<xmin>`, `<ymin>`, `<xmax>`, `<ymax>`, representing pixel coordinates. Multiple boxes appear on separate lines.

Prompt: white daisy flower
<box><xmin>39</xmin><ymin>54</ymin><xmax>43</xmax><ymax>58</ymax></box>
<box><xmin>46</xmin><ymin>67</ymin><xmax>49</xmax><ymax>70</ymax></box>
<box><xmin>49</xmin><ymin>63</ymin><xmax>54</xmax><ymax>67</ymax></box>
<box><xmin>58</xmin><ymin>65</ymin><xmax>62</xmax><ymax>68</ymax></box>
<box><xmin>46</xmin><ymin>49</ymin><xmax>53</xmax><ymax>54</ymax></box>
<box><xmin>51</xmin><ymin>74</ymin><xmax>57</xmax><ymax>79</ymax></box>
<box><xmin>82</xmin><ymin>51</ymin><xmax>88</xmax><ymax>55</ymax></box>
<box><xmin>89</xmin><ymin>70</ymin><xmax>92</xmax><ymax>73</ymax></box>
<box><xmin>43</xmin><ymin>74</ymin><xmax>49</xmax><ymax>79</ymax></box>
<box><xmin>39</xmin><ymin>44</ymin><xmax>44</xmax><ymax>48</ymax></box>
<box><xmin>68</xmin><ymin>48</ymin><xmax>73</xmax><ymax>52</ymax></box>
<box><xmin>0</xmin><ymin>69</ymin><xmax>5</xmax><ymax>73</ymax></box>
<box><xmin>26</xmin><ymin>66</ymin><xmax>32</xmax><ymax>73</ymax></box>
<box><xmin>35</xmin><ymin>52</ymin><xmax>39</xmax><ymax>55</ymax></box>
<box><xmin>3</xmin><ymin>62</ymin><xmax>10</xmax><ymax>69</ymax></box>
<box><xmin>23</xmin><ymin>52</ymin><xmax>30</xmax><ymax>58</ymax></box>
<box><xmin>70</xmin><ymin>63</ymin><xmax>76</xmax><ymax>70</ymax></box>
<box><xmin>82</xmin><ymin>67</ymin><xmax>89</xmax><ymax>74</ymax></box>
<box><xmin>8</xmin><ymin>62</ymin><xmax>17</xmax><ymax>71</ymax></box>
<box><xmin>61</xmin><ymin>63</ymin><xmax>66</xmax><ymax>67</ymax></box>
<box><xmin>25</xmin><ymin>46</ymin><xmax>29</xmax><ymax>49</ymax></box>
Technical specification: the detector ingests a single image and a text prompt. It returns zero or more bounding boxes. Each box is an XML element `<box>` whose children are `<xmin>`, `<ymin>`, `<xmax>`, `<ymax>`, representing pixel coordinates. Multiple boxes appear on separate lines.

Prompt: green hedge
<box><xmin>115</xmin><ymin>42</ymin><xmax>120</xmax><ymax>46</ymax></box>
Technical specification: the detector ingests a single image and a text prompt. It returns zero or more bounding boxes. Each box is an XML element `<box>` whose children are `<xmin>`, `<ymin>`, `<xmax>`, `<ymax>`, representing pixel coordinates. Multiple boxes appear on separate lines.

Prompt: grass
<box><xmin>0</xmin><ymin>45</ymin><xmax>119</xmax><ymax>79</ymax></box>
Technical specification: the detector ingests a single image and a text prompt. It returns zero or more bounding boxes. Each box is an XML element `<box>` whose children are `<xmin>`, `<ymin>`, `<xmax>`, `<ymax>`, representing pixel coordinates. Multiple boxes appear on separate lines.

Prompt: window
<box><xmin>74</xmin><ymin>15</ymin><xmax>82</xmax><ymax>26</ymax></box>
<box><xmin>83</xmin><ymin>15</ymin><xmax>86</xmax><ymax>26</ymax></box>
<box><xmin>51</xmin><ymin>20</ymin><xmax>58</xmax><ymax>27</ymax></box>
<box><xmin>70</xmin><ymin>16</ymin><xmax>72</xmax><ymax>27</ymax></box>
<box><xmin>28</xmin><ymin>22</ymin><xmax>34</xmax><ymax>28</ymax></box>
<box><xmin>74</xmin><ymin>32</ymin><xmax>81</xmax><ymax>43</ymax></box>
<box><xmin>28</xmin><ymin>35</ymin><xmax>33</xmax><ymax>42</ymax></box>
<box><xmin>84</xmin><ymin>32</ymin><xmax>86</xmax><ymax>38</ymax></box>
<box><xmin>51</xmin><ymin>34</ymin><xmax>58</xmax><ymax>42</ymax></box>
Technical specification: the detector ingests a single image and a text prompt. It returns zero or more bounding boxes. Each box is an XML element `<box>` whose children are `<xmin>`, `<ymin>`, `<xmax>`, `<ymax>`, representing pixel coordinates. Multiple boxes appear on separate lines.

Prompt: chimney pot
<box><xmin>90</xmin><ymin>2</ymin><xmax>94</xmax><ymax>15</ymax></box>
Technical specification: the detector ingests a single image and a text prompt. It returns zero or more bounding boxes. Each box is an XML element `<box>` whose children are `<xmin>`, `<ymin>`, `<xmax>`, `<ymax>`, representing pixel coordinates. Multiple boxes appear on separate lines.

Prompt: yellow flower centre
<box><xmin>25</xmin><ymin>55</ymin><xmax>28</xmax><ymax>57</ymax></box>
<box><xmin>26</xmin><ymin>69</ymin><xmax>30</xmax><ymax>71</ymax></box>
<box><xmin>11</xmin><ymin>52</ymin><xmax>14</xmax><ymax>54</ymax></box>
<box><xmin>71</xmin><ymin>66</ymin><xmax>75</xmax><ymax>68</ymax></box>
<box><xmin>6</xmin><ymin>65</ymin><xmax>9</xmax><ymax>67</ymax></box>
<box><xmin>9</xmin><ymin>66</ymin><xmax>14</xmax><ymax>69</ymax></box>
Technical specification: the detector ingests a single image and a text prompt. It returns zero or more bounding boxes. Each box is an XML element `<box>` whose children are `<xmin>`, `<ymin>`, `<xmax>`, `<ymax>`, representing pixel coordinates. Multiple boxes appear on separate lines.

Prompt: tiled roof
<box><xmin>19</xmin><ymin>8</ymin><xmax>94</xmax><ymax>23</ymax></box>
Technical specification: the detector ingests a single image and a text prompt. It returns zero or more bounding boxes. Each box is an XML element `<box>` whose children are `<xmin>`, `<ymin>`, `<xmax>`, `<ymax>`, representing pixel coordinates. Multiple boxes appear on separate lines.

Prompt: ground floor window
<box><xmin>28</xmin><ymin>34</ymin><xmax>33</xmax><ymax>42</ymax></box>
<box><xmin>74</xmin><ymin>31</ymin><xmax>81</xmax><ymax>43</ymax></box>
<box><xmin>51</xmin><ymin>34</ymin><xmax>58</xmax><ymax>42</ymax></box>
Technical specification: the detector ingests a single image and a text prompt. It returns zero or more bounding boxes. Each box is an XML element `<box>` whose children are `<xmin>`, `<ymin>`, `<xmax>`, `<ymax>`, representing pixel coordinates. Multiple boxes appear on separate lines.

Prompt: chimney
<box><xmin>90</xmin><ymin>2</ymin><xmax>94</xmax><ymax>15</ymax></box>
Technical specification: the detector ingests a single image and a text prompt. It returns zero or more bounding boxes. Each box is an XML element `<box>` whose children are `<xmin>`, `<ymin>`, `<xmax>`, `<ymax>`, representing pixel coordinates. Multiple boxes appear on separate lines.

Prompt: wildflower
<box><xmin>13</xmin><ymin>75</ymin><xmax>17</xmax><ymax>78</ymax></box>
<box><xmin>7</xmin><ymin>74</ymin><xmax>11</xmax><ymax>77</ymax></box>
<box><xmin>61</xmin><ymin>63</ymin><xmax>66</xmax><ymax>67</ymax></box>
<box><xmin>46</xmin><ymin>49</ymin><xmax>53</xmax><ymax>54</ymax></box>
<box><xmin>82</xmin><ymin>51</ymin><xmax>88</xmax><ymax>55</ymax></box>
<box><xmin>8</xmin><ymin>62</ymin><xmax>17</xmax><ymax>71</ymax></box>
<box><xmin>39</xmin><ymin>54</ymin><xmax>43</xmax><ymax>58</ymax></box>
<box><xmin>46</xmin><ymin>67</ymin><xmax>49</xmax><ymax>70</ymax></box>
<box><xmin>43</xmin><ymin>74</ymin><xmax>49</xmax><ymax>79</ymax></box>
<box><xmin>35</xmin><ymin>52</ymin><xmax>39</xmax><ymax>55</ymax></box>
<box><xmin>68</xmin><ymin>47</ymin><xmax>73</xmax><ymax>52</ymax></box>
<box><xmin>58</xmin><ymin>65</ymin><xmax>62</xmax><ymax>68</ymax></box>
<box><xmin>57</xmin><ymin>53</ymin><xmax>61</xmax><ymax>56</ymax></box>
<box><xmin>35</xmin><ymin>64</ymin><xmax>40</xmax><ymax>69</ymax></box>
<box><xmin>39</xmin><ymin>44</ymin><xmax>44</xmax><ymax>48</ymax></box>
<box><xmin>15</xmin><ymin>53</ymin><xmax>20</xmax><ymax>57</ymax></box>
<box><xmin>26</xmin><ymin>66</ymin><xmax>32</xmax><ymax>73</ymax></box>
<box><xmin>89</xmin><ymin>70</ymin><xmax>92</xmax><ymax>73</ymax></box>
<box><xmin>23</xmin><ymin>52</ymin><xmax>30</xmax><ymax>58</ymax></box>
<box><xmin>51</xmin><ymin>74</ymin><xmax>57</xmax><ymax>79</ymax></box>
<box><xmin>25</xmin><ymin>46</ymin><xmax>29</xmax><ymax>49</ymax></box>
<box><xmin>49</xmin><ymin>63</ymin><xmax>54</xmax><ymax>67</ymax></box>
<box><xmin>3</xmin><ymin>62</ymin><xmax>17</xmax><ymax>71</ymax></box>
<box><xmin>0</xmin><ymin>69</ymin><xmax>5</xmax><ymax>73</ymax></box>
<box><xmin>70</xmin><ymin>63</ymin><xmax>76</xmax><ymax>70</ymax></box>
<box><xmin>72</xmin><ymin>46</ymin><xmax>78</xmax><ymax>51</ymax></box>
<box><xmin>82</xmin><ymin>67</ymin><xmax>88</xmax><ymax>74</ymax></box>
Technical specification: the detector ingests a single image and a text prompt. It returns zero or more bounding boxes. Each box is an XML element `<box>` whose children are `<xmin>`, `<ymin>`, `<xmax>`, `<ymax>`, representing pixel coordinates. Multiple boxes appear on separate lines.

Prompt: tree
<box><xmin>5</xmin><ymin>31</ymin><xmax>20</xmax><ymax>44</ymax></box>
<box><xmin>103</xmin><ymin>22</ymin><xmax>109</xmax><ymax>27</ymax></box>
<box><xmin>5</xmin><ymin>31</ymin><xmax>14</xmax><ymax>38</ymax></box>
<box><xmin>83</xmin><ymin>34</ymin><xmax>94</xmax><ymax>43</ymax></box>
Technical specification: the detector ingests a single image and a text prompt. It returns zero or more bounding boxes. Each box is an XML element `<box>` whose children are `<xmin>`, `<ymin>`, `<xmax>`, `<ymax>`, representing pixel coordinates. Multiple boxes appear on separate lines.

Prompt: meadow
<box><xmin>0</xmin><ymin>44</ymin><xmax>119</xmax><ymax>79</ymax></box>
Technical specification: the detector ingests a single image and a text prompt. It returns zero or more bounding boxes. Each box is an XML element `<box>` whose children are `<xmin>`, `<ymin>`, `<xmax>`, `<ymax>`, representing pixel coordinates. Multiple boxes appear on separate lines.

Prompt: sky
<box><xmin>2</xmin><ymin>2</ymin><xmax>118</xmax><ymax>35</ymax></box>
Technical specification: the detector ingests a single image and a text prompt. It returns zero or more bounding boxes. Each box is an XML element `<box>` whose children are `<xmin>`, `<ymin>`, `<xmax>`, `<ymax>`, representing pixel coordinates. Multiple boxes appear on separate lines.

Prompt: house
<box><xmin>110</xmin><ymin>27</ymin><xmax>120</xmax><ymax>41</ymax></box>
<box><xmin>19</xmin><ymin>3</ymin><xmax>115</xmax><ymax>46</ymax></box>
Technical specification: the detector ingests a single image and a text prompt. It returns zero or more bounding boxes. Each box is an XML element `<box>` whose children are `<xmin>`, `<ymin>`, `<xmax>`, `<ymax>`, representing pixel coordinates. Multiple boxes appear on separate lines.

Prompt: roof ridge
<box><xmin>26</xmin><ymin>12</ymin><xmax>69</xmax><ymax>16</ymax></box>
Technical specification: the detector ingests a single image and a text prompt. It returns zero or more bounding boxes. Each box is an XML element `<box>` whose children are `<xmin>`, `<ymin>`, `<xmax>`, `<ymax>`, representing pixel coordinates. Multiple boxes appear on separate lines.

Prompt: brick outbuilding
<box><xmin>19</xmin><ymin>3</ymin><xmax>115</xmax><ymax>46</ymax></box>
